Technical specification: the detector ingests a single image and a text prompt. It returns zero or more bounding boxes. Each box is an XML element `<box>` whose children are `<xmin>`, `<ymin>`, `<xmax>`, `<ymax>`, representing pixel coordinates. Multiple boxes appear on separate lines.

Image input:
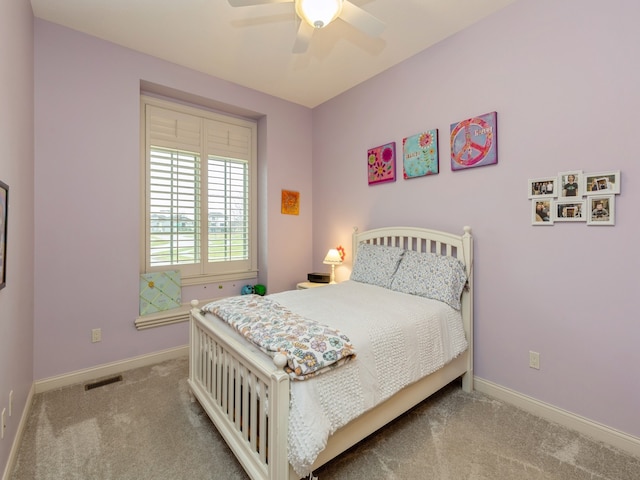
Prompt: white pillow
<box><xmin>390</xmin><ymin>250</ymin><xmax>467</xmax><ymax>310</ymax></box>
<box><xmin>350</xmin><ymin>243</ymin><xmax>404</xmax><ymax>289</ymax></box>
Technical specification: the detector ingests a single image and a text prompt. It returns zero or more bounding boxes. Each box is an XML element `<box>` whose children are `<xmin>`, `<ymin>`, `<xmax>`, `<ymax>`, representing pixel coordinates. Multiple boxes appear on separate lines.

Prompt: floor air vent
<box><xmin>84</xmin><ymin>375</ymin><xmax>123</xmax><ymax>391</ymax></box>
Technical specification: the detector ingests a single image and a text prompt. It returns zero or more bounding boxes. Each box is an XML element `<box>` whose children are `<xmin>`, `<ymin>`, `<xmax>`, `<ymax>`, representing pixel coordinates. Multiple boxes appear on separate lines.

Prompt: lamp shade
<box><xmin>296</xmin><ymin>0</ymin><xmax>343</xmax><ymax>29</ymax></box>
<box><xmin>323</xmin><ymin>248</ymin><xmax>343</xmax><ymax>265</ymax></box>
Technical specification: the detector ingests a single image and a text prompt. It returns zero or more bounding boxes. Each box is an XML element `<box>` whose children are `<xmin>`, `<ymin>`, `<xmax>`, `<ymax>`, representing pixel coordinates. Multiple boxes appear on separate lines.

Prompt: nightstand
<box><xmin>296</xmin><ymin>282</ymin><xmax>330</xmax><ymax>290</ymax></box>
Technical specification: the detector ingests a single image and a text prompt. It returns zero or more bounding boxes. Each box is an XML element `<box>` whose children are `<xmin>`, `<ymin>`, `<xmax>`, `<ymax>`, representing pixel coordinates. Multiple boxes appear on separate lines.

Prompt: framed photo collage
<box><xmin>528</xmin><ymin>170</ymin><xmax>620</xmax><ymax>226</ymax></box>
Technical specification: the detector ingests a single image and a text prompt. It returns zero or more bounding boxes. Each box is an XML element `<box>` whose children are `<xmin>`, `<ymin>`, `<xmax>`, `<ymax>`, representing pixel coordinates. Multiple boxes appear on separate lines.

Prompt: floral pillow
<box><xmin>390</xmin><ymin>250</ymin><xmax>467</xmax><ymax>310</ymax></box>
<box><xmin>350</xmin><ymin>243</ymin><xmax>404</xmax><ymax>289</ymax></box>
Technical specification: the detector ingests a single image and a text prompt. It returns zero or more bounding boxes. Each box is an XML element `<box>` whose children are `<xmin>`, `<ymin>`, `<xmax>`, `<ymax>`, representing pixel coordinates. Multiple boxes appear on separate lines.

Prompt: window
<box><xmin>141</xmin><ymin>96</ymin><xmax>257</xmax><ymax>285</ymax></box>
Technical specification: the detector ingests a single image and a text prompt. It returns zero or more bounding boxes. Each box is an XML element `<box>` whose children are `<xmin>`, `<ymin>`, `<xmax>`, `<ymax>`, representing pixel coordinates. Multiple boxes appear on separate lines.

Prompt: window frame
<box><xmin>140</xmin><ymin>95</ymin><xmax>258</xmax><ymax>286</ymax></box>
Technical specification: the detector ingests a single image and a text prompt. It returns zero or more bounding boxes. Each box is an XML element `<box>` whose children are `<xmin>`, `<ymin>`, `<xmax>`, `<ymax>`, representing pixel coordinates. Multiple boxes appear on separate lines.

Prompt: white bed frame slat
<box><xmin>188</xmin><ymin>226</ymin><xmax>473</xmax><ymax>480</ymax></box>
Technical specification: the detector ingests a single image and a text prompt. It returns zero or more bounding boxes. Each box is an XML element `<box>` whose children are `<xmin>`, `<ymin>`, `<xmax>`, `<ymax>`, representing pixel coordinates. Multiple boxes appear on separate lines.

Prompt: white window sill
<box><xmin>135</xmin><ymin>298</ymin><xmax>217</xmax><ymax>330</ymax></box>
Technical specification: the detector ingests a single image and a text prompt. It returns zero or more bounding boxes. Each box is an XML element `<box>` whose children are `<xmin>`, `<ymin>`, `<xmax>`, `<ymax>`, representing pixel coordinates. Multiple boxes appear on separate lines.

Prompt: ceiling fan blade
<box><xmin>292</xmin><ymin>20</ymin><xmax>314</xmax><ymax>54</ymax></box>
<box><xmin>339</xmin><ymin>1</ymin><xmax>385</xmax><ymax>37</ymax></box>
<box><xmin>228</xmin><ymin>0</ymin><xmax>292</xmax><ymax>7</ymax></box>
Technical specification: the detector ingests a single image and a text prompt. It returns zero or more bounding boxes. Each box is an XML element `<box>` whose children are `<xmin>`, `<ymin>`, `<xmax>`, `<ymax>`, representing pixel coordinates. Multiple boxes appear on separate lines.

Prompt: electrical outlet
<box><xmin>529</xmin><ymin>351</ymin><xmax>540</xmax><ymax>370</ymax></box>
<box><xmin>92</xmin><ymin>328</ymin><xmax>102</xmax><ymax>343</ymax></box>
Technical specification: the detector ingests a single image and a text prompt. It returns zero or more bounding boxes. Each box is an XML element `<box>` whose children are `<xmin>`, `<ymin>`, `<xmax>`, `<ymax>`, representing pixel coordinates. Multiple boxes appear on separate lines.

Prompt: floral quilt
<box><xmin>201</xmin><ymin>295</ymin><xmax>356</xmax><ymax>380</ymax></box>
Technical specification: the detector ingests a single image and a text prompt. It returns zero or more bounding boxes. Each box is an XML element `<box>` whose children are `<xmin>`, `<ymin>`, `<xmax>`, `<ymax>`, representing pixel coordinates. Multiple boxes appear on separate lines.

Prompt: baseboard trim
<box><xmin>34</xmin><ymin>345</ymin><xmax>189</xmax><ymax>393</ymax></box>
<box><xmin>474</xmin><ymin>377</ymin><xmax>640</xmax><ymax>459</ymax></box>
<box><xmin>2</xmin><ymin>384</ymin><xmax>35</xmax><ymax>480</ymax></box>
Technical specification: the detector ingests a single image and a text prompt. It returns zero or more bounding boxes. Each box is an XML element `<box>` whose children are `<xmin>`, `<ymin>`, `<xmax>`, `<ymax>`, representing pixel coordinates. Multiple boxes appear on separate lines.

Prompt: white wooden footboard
<box><xmin>188</xmin><ymin>302</ymin><xmax>291</xmax><ymax>480</ymax></box>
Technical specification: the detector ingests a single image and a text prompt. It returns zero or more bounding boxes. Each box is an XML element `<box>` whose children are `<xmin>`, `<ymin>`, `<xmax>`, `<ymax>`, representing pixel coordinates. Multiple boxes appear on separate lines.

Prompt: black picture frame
<box><xmin>0</xmin><ymin>180</ymin><xmax>8</xmax><ymax>290</ymax></box>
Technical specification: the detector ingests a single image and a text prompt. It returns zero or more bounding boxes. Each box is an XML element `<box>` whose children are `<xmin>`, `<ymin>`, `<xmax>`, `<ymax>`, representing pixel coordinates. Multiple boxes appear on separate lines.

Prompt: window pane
<box><xmin>208</xmin><ymin>156</ymin><xmax>249</xmax><ymax>262</ymax></box>
<box><xmin>149</xmin><ymin>147</ymin><xmax>200</xmax><ymax>267</ymax></box>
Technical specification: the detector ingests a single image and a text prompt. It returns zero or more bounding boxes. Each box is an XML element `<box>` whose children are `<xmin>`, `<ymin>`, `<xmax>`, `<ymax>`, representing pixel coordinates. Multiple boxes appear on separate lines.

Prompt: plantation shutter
<box><xmin>206</xmin><ymin>119</ymin><xmax>251</xmax><ymax>160</ymax></box>
<box><xmin>204</xmin><ymin>120</ymin><xmax>253</xmax><ymax>273</ymax></box>
<box><xmin>142</xmin><ymin>97</ymin><xmax>257</xmax><ymax>283</ymax></box>
<box><xmin>147</xmin><ymin>105</ymin><xmax>201</xmax><ymax>151</ymax></box>
<box><xmin>145</xmin><ymin>105</ymin><xmax>202</xmax><ymax>277</ymax></box>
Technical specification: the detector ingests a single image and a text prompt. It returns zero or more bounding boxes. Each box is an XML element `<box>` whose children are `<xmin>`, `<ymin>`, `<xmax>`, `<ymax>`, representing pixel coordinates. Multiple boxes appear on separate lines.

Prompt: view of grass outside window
<box><xmin>208</xmin><ymin>157</ymin><xmax>249</xmax><ymax>262</ymax></box>
<box><xmin>149</xmin><ymin>147</ymin><xmax>201</xmax><ymax>266</ymax></box>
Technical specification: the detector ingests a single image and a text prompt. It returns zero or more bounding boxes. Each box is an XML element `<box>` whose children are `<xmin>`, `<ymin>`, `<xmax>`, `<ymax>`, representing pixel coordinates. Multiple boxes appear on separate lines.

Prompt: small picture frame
<box><xmin>528</xmin><ymin>177</ymin><xmax>558</xmax><ymax>199</ymax></box>
<box><xmin>532</xmin><ymin>199</ymin><xmax>554</xmax><ymax>225</ymax></box>
<box><xmin>587</xmin><ymin>195</ymin><xmax>615</xmax><ymax>225</ymax></box>
<box><xmin>583</xmin><ymin>170</ymin><xmax>620</xmax><ymax>195</ymax></box>
<box><xmin>558</xmin><ymin>170</ymin><xmax>583</xmax><ymax>198</ymax></box>
<box><xmin>554</xmin><ymin>199</ymin><xmax>586</xmax><ymax>222</ymax></box>
<box><xmin>281</xmin><ymin>189</ymin><xmax>300</xmax><ymax>215</ymax></box>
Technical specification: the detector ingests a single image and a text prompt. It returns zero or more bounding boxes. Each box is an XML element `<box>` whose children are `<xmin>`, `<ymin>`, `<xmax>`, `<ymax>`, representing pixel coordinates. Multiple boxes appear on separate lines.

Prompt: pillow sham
<box><xmin>390</xmin><ymin>250</ymin><xmax>467</xmax><ymax>310</ymax></box>
<box><xmin>350</xmin><ymin>243</ymin><xmax>404</xmax><ymax>289</ymax></box>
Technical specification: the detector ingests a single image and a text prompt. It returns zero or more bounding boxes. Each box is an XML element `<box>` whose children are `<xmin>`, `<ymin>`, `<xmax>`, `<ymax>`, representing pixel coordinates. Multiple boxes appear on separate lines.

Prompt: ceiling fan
<box><xmin>228</xmin><ymin>0</ymin><xmax>385</xmax><ymax>54</ymax></box>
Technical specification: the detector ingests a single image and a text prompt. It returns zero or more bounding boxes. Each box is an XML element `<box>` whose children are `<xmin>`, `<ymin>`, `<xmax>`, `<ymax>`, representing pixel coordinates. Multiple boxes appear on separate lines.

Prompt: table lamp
<box><xmin>323</xmin><ymin>248</ymin><xmax>343</xmax><ymax>284</ymax></box>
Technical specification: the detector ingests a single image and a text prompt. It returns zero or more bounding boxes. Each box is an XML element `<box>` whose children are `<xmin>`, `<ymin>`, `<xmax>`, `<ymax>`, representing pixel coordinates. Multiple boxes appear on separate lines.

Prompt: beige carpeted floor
<box><xmin>9</xmin><ymin>357</ymin><xmax>640</xmax><ymax>479</ymax></box>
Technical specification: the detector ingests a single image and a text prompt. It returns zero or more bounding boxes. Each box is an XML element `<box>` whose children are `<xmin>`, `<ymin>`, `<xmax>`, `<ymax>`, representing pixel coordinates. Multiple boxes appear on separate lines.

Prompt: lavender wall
<box><xmin>0</xmin><ymin>0</ymin><xmax>34</xmax><ymax>473</ymax></box>
<box><xmin>34</xmin><ymin>20</ymin><xmax>313</xmax><ymax>380</ymax></box>
<box><xmin>311</xmin><ymin>0</ymin><xmax>640</xmax><ymax>439</ymax></box>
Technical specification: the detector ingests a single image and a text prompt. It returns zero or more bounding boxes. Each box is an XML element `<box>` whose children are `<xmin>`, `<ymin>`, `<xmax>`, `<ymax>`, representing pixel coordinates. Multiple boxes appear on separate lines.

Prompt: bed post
<box><xmin>461</xmin><ymin>226</ymin><xmax>474</xmax><ymax>392</ymax></box>
<box><xmin>268</xmin><ymin>357</ymin><xmax>290</xmax><ymax>480</ymax></box>
<box><xmin>189</xmin><ymin>299</ymin><xmax>200</xmax><ymax>388</ymax></box>
<box><xmin>352</xmin><ymin>226</ymin><xmax>359</xmax><ymax>264</ymax></box>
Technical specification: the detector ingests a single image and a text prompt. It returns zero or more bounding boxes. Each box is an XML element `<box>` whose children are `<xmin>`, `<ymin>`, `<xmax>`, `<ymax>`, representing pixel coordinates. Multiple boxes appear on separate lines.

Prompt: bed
<box><xmin>188</xmin><ymin>225</ymin><xmax>473</xmax><ymax>480</ymax></box>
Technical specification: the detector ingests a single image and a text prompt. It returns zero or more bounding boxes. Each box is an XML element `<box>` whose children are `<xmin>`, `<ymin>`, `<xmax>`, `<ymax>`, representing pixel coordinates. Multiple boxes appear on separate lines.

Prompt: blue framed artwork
<box><xmin>402</xmin><ymin>130</ymin><xmax>439</xmax><ymax>179</ymax></box>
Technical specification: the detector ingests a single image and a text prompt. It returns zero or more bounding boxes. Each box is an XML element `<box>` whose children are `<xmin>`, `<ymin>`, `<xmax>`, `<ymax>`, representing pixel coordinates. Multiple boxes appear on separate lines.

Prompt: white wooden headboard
<box><xmin>352</xmin><ymin>226</ymin><xmax>472</xmax><ymax>274</ymax></box>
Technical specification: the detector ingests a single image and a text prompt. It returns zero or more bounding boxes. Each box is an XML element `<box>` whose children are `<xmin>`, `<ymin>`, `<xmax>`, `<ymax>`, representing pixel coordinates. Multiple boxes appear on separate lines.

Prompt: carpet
<box><xmin>10</xmin><ymin>357</ymin><xmax>640</xmax><ymax>479</ymax></box>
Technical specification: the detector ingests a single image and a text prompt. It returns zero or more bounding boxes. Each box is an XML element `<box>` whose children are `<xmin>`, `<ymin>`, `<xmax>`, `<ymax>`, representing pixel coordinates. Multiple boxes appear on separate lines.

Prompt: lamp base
<box><xmin>329</xmin><ymin>264</ymin><xmax>336</xmax><ymax>284</ymax></box>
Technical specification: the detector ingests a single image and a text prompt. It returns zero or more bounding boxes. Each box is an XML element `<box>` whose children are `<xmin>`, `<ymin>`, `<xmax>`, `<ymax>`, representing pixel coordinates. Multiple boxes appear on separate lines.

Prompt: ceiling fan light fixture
<box><xmin>295</xmin><ymin>0</ymin><xmax>344</xmax><ymax>29</ymax></box>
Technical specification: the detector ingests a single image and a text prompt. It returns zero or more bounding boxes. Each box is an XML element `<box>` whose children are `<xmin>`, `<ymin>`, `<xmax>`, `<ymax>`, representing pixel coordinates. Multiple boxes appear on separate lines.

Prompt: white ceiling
<box><xmin>30</xmin><ymin>0</ymin><xmax>516</xmax><ymax>108</ymax></box>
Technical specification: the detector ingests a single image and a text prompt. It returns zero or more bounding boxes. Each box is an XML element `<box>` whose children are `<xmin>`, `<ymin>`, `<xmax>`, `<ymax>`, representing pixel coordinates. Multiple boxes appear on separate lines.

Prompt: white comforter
<box><xmin>268</xmin><ymin>280</ymin><xmax>468</xmax><ymax>477</ymax></box>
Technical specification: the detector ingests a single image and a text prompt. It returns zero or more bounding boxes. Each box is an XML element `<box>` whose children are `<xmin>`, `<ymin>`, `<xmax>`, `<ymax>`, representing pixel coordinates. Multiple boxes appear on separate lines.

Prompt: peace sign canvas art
<box><xmin>450</xmin><ymin>111</ymin><xmax>498</xmax><ymax>171</ymax></box>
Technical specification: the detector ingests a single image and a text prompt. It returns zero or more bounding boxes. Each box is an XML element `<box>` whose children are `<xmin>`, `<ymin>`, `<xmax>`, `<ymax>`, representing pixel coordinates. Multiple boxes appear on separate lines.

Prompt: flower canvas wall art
<box><xmin>368</xmin><ymin>142</ymin><xmax>396</xmax><ymax>185</ymax></box>
<box><xmin>403</xmin><ymin>130</ymin><xmax>439</xmax><ymax>179</ymax></box>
